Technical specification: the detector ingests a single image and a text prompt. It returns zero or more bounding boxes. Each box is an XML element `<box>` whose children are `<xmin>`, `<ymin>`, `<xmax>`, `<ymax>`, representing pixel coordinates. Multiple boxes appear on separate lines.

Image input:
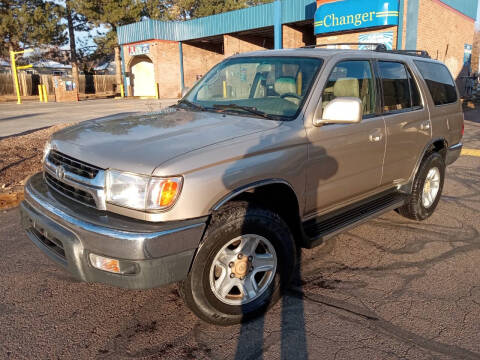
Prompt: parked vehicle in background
<box><xmin>21</xmin><ymin>45</ymin><xmax>463</xmax><ymax>325</ymax></box>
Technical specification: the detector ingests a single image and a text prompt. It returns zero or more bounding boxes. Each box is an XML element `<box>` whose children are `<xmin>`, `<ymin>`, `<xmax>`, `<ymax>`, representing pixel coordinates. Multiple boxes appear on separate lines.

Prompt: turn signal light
<box><xmin>159</xmin><ymin>180</ymin><xmax>179</xmax><ymax>207</ymax></box>
<box><xmin>89</xmin><ymin>254</ymin><xmax>120</xmax><ymax>273</ymax></box>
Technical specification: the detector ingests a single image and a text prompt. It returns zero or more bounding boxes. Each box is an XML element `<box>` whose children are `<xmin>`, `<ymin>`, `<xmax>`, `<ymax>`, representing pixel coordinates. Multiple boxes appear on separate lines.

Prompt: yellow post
<box><xmin>223</xmin><ymin>80</ymin><xmax>227</xmax><ymax>98</ymax></box>
<box><xmin>297</xmin><ymin>71</ymin><xmax>303</xmax><ymax>96</ymax></box>
<box><xmin>38</xmin><ymin>85</ymin><xmax>44</xmax><ymax>102</ymax></box>
<box><xmin>120</xmin><ymin>84</ymin><xmax>124</xmax><ymax>98</ymax></box>
<box><xmin>9</xmin><ymin>51</ymin><xmax>21</xmax><ymax>104</ymax></box>
<box><xmin>42</xmin><ymin>85</ymin><xmax>48</xmax><ymax>103</ymax></box>
<box><xmin>155</xmin><ymin>83</ymin><xmax>159</xmax><ymax>100</ymax></box>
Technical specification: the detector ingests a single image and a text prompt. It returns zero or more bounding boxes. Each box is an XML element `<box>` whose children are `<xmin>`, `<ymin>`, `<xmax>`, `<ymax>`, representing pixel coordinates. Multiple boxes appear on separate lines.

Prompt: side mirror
<box><xmin>313</xmin><ymin>97</ymin><xmax>363</xmax><ymax>127</ymax></box>
<box><xmin>181</xmin><ymin>86</ymin><xmax>191</xmax><ymax>97</ymax></box>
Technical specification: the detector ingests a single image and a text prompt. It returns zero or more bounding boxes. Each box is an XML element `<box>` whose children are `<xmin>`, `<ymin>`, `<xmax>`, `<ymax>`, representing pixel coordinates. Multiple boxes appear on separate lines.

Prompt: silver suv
<box><xmin>21</xmin><ymin>47</ymin><xmax>464</xmax><ymax>325</ymax></box>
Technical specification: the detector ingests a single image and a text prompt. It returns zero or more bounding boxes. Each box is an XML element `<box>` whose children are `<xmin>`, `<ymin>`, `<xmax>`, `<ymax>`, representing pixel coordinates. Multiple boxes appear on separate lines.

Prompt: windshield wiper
<box><xmin>213</xmin><ymin>104</ymin><xmax>274</xmax><ymax>119</ymax></box>
<box><xmin>176</xmin><ymin>99</ymin><xmax>207</xmax><ymax>111</ymax></box>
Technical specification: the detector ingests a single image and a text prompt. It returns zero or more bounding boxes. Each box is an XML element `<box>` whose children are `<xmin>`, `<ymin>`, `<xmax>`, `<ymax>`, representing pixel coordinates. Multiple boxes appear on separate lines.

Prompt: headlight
<box><xmin>42</xmin><ymin>139</ymin><xmax>52</xmax><ymax>163</ymax></box>
<box><xmin>106</xmin><ymin>170</ymin><xmax>182</xmax><ymax>211</ymax></box>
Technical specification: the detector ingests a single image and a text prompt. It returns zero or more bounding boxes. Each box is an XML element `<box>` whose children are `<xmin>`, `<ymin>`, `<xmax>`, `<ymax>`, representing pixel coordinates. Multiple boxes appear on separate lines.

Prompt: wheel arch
<box><xmin>400</xmin><ymin>137</ymin><xmax>448</xmax><ymax>194</ymax></box>
<box><xmin>210</xmin><ymin>179</ymin><xmax>304</xmax><ymax>246</ymax></box>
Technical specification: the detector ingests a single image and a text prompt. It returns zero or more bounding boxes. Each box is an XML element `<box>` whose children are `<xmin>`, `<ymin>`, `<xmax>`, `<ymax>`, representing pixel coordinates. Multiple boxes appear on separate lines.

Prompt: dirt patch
<box><xmin>0</xmin><ymin>124</ymin><xmax>70</xmax><ymax>208</ymax></box>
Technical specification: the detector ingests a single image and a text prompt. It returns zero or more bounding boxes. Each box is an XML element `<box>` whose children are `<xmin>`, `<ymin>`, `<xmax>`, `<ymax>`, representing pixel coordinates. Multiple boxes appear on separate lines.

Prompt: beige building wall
<box><xmin>416</xmin><ymin>0</ymin><xmax>475</xmax><ymax>78</ymax></box>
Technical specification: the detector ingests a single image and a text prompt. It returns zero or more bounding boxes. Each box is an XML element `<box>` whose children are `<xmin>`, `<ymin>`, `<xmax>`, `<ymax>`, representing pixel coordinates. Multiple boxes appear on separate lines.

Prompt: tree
<box><xmin>145</xmin><ymin>0</ymin><xmax>274</xmax><ymax>20</ymax></box>
<box><xmin>72</xmin><ymin>0</ymin><xmax>143</xmax><ymax>87</ymax></box>
<box><xmin>0</xmin><ymin>0</ymin><xmax>66</xmax><ymax>89</ymax></box>
<box><xmin>65</xmin><ymin>0</ymin><xmax>89</xmax><ymax>90</ymax></box>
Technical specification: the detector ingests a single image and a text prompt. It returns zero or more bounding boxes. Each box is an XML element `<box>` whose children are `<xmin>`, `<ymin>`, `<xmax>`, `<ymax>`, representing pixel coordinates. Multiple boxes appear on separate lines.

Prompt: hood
<box><xmin>50</xmin><ymin>108</ymin><xmax>280</xmax><ymax>175</ymax></box>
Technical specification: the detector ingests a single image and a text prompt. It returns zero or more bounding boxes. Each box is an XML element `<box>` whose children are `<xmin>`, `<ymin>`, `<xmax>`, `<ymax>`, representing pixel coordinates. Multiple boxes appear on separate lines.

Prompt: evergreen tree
<box><xmin>65</xmin><ymin>0</ymin><xmax>89</xmax><ymax>90</ymax></box>
<box><xmin>72</xmin><ymin>0</ymin><xmax>143</xmax><ymax>86</ymax></box>
<box><xmin>1</xmin><ymin>0</ymin><xmax>66</xmax><ymax>89</ymax></box>
<box><xmin>145</xmin><ymin>0</ymin><xmax>273</xmax><ymax>20</ymax></box>
<box><xmin>1</xmin><ymin>0</ymin><xmax>66</xmax><ymax>56</ymax></box>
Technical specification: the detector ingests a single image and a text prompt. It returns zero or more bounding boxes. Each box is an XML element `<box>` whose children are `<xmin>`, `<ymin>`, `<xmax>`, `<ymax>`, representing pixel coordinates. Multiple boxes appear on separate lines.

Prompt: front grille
<box><xmin>48</xmin><ymin>150</ymin><xmax>100</xmax><ymax>179</ymax></box>
<box><xmin>31</xmin><ymin>226</ymin><xmax>66</xmax><ymax>259</ymax></box>
<box><xmin>45</xmin><ymin>172</ymin><xmax>96</xmax><ymax>207</ymax></box>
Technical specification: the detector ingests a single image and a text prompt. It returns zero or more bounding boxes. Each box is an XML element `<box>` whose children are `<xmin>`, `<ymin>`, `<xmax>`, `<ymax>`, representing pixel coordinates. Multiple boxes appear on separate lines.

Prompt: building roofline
<box><xmin>118</xmin><ymin>0</ymin><xmax>316</xmax><ymax>45</ymax></box>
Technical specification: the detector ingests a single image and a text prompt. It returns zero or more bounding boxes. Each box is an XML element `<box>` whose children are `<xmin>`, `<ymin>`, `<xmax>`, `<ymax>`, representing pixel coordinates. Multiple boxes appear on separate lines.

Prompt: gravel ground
<box><xmin>0</xmin><ymin>125</ymin><xmax>68</xmax><ymax>191</ymax></box>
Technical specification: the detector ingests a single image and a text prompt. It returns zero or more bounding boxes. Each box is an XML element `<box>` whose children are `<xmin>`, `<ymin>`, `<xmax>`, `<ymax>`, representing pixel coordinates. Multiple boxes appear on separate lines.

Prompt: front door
<box><xmin>305</xmin><ymin>60</ymin><xmax>386</xmax><ymax>216</ymax></box>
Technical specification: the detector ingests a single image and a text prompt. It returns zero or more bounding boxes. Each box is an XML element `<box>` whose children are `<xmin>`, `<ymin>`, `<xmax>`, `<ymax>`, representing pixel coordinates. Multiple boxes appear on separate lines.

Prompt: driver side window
<box><xmin>322</xmin><ymin>60</ymin><xmax>376</xmax><ymax>117</ymax></box>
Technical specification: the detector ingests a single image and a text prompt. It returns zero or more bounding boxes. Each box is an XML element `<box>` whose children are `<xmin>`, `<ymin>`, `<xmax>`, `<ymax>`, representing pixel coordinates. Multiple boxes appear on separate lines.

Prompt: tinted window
<box><xmin>378</xmin><ymin>61</ymin><xmax>411</xmax><ymax>113</ymax></box>
<box><xmin>414</xmin><ymin>60</ymin><xmax>457</xmax><ymax>105</ymax></box>
<box><xmin>322</xmin><ymin>60</ymin><xmax>376</xmax><ymax>116</ymax></box>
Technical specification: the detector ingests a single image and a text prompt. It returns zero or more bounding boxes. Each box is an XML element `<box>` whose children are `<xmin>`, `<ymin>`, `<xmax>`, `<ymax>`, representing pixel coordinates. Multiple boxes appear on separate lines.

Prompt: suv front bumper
<box><xmin>20</xmin><ymin>173</ymin><xmax>207</xmax><ymax>289</ymax></box>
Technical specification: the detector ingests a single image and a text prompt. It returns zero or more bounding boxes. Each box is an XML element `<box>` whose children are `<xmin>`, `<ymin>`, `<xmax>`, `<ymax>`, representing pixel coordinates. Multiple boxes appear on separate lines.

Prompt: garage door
<box><xmin>132</xmin><ymin>61</ymin><xmax>156</xmax><ymax>97</ymax></box>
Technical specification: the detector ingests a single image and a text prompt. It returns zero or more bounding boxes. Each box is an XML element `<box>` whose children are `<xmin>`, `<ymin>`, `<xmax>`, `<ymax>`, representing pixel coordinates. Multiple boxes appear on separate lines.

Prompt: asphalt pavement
<box><xmin>0</xmin><ymin>116</ymin><xmax>480</xmax><ymax>359</ymax></box>
<box><xmin>0</xmin><ymin>98</ymin><xmax>177</xmax><ymax>138</ymax></box>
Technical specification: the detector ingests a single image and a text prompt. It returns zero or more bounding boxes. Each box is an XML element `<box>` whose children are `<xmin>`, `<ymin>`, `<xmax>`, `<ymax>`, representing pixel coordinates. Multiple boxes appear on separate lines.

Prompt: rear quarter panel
<box><xmin>411</xmin><ymin>60</ymin><xmax>464</xmax><ymax>148</ymax></box>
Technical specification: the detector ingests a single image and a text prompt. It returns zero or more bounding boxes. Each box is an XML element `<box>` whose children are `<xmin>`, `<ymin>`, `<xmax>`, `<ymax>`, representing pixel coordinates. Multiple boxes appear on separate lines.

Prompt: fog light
<box><xmin>89</xmin><ymin>254</ymin><xmax>137</xmax><ymax>275</ymax></box>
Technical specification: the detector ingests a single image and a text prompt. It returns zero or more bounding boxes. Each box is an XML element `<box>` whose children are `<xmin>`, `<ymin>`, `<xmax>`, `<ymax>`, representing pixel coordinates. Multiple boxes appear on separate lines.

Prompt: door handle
<box><xmin>369</xmin><ymin>133</ymin><xmax>383</xmax><ymax>142</ymax></box>
<box><xmin>420</xmin><ymin>121</ymin><xmax>431</xmax><ymax>130</ymax></box>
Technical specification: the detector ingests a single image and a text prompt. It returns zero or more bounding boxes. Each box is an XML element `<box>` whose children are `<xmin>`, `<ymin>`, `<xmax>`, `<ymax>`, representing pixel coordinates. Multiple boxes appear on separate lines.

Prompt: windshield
<box><xmin>183</xmin><ymin>56</ymin><xmax>323</xmax><ymax>120</ymax></box>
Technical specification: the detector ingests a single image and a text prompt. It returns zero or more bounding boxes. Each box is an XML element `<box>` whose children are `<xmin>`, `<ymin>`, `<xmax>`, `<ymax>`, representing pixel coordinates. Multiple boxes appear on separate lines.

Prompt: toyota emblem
<box><xmin>56</xmin><ymin>165</ymin><xmax>66</xmax><ymax>180</ymax></box>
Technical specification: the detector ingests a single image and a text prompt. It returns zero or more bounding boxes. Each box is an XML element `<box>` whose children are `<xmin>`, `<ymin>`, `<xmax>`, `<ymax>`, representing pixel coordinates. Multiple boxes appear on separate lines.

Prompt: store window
<box><xmin>322</xmin><ymin>60</ymin><xmax>376</xmax><ymax>116</ymax></box>
<box><xmin>414</xmin><ymin>60</ymin><xmax>457</xmax><ymax>105</ymax></box>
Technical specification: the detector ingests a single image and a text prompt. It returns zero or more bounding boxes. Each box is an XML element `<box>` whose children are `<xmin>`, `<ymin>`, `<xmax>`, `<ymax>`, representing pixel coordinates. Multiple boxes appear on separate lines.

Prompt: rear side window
<box><xmin>414</xmin><ymin>60</ymin><xmax>457</xmax><ymax>105</ymax></box>
<box><xmin>378</xmin><ymin>61</ymin><xmax>422</xmax><ymax>113</ymax></box>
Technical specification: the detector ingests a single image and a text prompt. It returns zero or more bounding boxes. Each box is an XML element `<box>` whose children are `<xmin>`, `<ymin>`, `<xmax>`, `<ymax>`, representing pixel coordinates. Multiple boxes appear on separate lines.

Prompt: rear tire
<box><xmin>397</xmin><ymin>152</ymin><xmax>445</xmax><ymax>221</ymax></box>
<box><xmin>180</xmin><ymin>201</ymin><xmax>296</xmax><ymax>326</ymax></box>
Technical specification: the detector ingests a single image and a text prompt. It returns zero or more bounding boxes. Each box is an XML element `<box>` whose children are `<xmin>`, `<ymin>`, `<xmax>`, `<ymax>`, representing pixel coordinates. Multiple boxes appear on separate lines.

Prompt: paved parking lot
<box><xmin>0</xmin><ymin>98</ymin><xmax>177</xmax><ymax>138</ymax></box>
<box><xmin>0</xmin><ymin>113</ymin><xmax>479</xmax><ymax>359</ymax></box>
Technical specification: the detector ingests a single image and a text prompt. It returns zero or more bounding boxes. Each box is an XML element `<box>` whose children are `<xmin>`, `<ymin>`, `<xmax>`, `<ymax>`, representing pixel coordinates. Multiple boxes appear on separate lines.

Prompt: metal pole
<box><xmin>396</xmin><ymin>0</ymin><xmax>405</xmax><ymax>50</ymax></box>
<box><xmin>179</xmin><ymin>42</ymin><xmax>185</xmax><ymax>94</ymax></box>
<box><xmin>38</xmin><ymin>85</ymin><xmax>44</xmax><ymax>102</ymax></box>
<box><xmin>274</xmin><ymin>0</ymin><xmax>283</xmax><ymax>50</ymax></box>
<box><xmin>42</xmin><ymin>85</ymin><xmax>48</xmax><ymax>103</ymax></box>
<box><xmin>10</xmin><ymin>51</ymin><xmax>21</xmax><ymax>104</ymax></box>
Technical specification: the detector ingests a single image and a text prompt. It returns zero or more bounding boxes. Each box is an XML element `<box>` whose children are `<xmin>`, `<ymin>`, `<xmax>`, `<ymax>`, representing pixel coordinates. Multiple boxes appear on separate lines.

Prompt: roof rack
<box><xmin>376</xmin><ymin>49</ymin><xmax>431</xmax><ymax>58</ymax></box>
<box><xmin>302</xmin><ymin>42</ymin><xmax>385</xmax><ymax>50</ymax></box>
<box><xmin>301</xmin><ymin>43</ymin><xmax>431</xmax><ymax>58</ymax></box>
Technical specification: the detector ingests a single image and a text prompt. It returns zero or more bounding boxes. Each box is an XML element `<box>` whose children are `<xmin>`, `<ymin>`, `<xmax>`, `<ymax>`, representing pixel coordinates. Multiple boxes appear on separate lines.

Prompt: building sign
<box><xmin>128</xmin><ymin>44</ymin><xmax>150</xmax><ymax>56</ymax></box>
<box><xmin>359</xmin><ymin>32</ymin><xmax>394</xmax><ymax>50</ymax></box>
<box><xmin>314</xmin><ymin>0</ymin><xmax>399</xmax><ymax>35</ymax></box>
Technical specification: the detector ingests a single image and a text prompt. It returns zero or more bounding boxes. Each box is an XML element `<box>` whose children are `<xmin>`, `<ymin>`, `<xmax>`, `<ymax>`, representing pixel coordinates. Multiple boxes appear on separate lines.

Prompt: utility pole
<box><xmin>9</xmin><ymin>49</ymin><xmax>33</xmax><ymax>104</ymax></box>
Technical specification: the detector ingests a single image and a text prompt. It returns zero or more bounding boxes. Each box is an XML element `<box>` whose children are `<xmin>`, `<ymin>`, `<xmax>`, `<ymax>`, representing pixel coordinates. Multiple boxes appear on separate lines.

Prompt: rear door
<box><xmin>377</xmin><ymin>60</ymin><xmax>431</xmax><ymax>185</ymax></box>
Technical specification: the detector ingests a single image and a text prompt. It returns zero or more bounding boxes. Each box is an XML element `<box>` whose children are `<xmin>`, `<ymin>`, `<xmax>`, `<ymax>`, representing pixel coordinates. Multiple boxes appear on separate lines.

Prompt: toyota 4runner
<box><xmin>20</xmin><ymin>46</ymin><xmax>464</xmax><ymax>325</ymax></box>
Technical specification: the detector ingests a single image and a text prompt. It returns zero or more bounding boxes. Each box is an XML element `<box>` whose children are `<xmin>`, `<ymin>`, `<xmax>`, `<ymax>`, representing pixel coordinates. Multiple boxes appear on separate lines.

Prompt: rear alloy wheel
<box><xmin>397</xmin><ymin>152</ymin><xmax>445</xmax><ymax>221</ymax></box>
<box><xmin>180</xmin><ymin>201</ymin><xmax>296</xmax><ymax>325</ymax></box>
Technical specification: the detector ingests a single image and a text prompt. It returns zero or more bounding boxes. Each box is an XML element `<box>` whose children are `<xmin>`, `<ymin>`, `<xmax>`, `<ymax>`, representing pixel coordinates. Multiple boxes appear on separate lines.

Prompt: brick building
<box><xmin>118</xmin><ymin>0</ymin><xmax>478</xmax><ymax>99</ymax></box>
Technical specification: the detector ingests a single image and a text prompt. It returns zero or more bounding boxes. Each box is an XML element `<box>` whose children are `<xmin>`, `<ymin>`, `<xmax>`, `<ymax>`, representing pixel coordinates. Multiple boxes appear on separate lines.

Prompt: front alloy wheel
<box><xmin>180</xmin><ymin>201</ymin><xmax>296</xmax><ymax>325</ymax></box>
<box><xmin>209</xmin><ymin>234</ymin><xmax>277</xmax><ymax>306</ymax></box>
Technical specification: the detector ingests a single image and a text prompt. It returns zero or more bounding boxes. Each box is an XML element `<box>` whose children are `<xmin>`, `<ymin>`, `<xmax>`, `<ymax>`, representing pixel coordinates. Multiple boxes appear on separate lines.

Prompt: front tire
<box><xmin>398</xmin><ymin>152</ymin><xmax>445</xmax><ymax>221</ymax></box>
<box><xmin>180</xmin><ymin>201</ymin><xmax>296</xmax><ymax>326</ymax></box>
